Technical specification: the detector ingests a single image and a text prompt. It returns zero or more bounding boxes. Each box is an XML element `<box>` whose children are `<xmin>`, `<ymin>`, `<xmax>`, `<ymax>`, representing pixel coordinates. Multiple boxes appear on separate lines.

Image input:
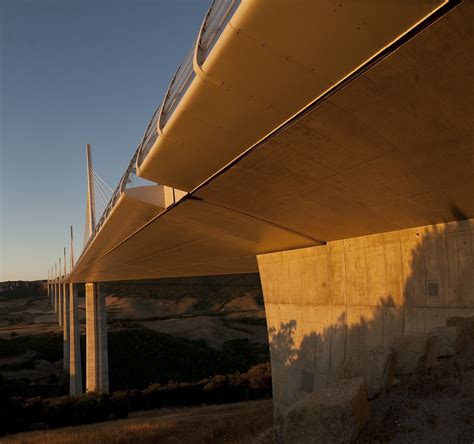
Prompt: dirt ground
<box><xmin>360</xmin><ymin>340</ymin><xmax>474</xmax><ymax>443</ymax></box>
<box><xmin>2</xmin><ymin>400</ymin><xmax>274</xmax><ymax>444</ymax></box>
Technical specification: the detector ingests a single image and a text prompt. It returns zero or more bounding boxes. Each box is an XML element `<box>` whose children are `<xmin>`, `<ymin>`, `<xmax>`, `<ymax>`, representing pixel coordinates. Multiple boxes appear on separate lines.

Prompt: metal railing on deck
<box><xmin>197</xmin><ymin>0</ymin><xmax>240</xmax><ymax>65</ymax></box>
<box><xmin>160</xmin><ymin>49</ymin><xmax>196</xmax><ymax>129</ymax></box>
<box><xmin>138</xmin><ymin>0</ymin><xmax>240</xmax><ymax>166</ymax></box>
<box><xmin>137</xmin><ymin>105</ymin><xmax>161</xmax><ymax>167</ymax></box>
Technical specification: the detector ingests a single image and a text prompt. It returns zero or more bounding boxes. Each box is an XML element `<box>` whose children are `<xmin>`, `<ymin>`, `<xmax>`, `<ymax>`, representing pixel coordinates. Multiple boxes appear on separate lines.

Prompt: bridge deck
<box><xmin>68</xmin><ymin>0</ymin><xmax>473</xmax><ymax>283</ymax></box>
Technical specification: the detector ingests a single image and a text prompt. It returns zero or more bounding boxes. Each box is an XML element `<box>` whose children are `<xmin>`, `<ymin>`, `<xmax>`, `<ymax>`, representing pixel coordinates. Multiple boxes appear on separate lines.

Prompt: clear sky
<box><xmin>0</xmin><ymin>0</ymin><xmax>210</xmax><ymax>281</ymax></box>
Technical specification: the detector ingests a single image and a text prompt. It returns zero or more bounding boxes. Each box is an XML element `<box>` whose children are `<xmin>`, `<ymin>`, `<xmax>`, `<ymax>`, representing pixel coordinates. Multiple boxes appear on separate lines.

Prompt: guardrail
<box><xmin>136</xmin><ymin>105</ymin><xmax>161</xmax><ymax>168</ymax></box>
<box><xmin>137</xmin><ymin>0</ymin><xmax>240</xmax><ymax>169</ymax></box>
<box><xmin>160</xmin><ymin>49</ymin><xmax>195</xmax><ymax>129</ymax></box>
<box><xmin>196</xmin><ymin>0</ymin><xmax>240</xmax><ymax>66</ymax></box>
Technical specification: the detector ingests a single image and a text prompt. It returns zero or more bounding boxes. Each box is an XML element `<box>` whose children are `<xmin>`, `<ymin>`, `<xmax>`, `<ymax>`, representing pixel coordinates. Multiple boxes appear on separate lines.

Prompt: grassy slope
<box><xmin>2</xmin><ymin>400</ymin><xmax>273</xmax><ymax>444</ymax></box>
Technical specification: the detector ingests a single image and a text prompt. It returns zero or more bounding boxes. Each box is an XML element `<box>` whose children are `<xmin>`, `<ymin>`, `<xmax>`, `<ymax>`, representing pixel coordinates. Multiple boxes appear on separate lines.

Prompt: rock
<box><xmin>422</xmin><ymin>334</ymin><xmax>441</xmax><ymax>368</ymax></box>
<box><xmin>446</xmin><ymin>316</ymin><xmax>474</xmax><ymax>339</ymax></box>
<box><xmin>393</xmin><ymin>334</ymin><xmax>430</xmax><ymax>375</ymax></box>
<box><xmin>35</xmin><ymin>359</ymin><xmax>54</xmax><ymax>370</ymax></box>
<box><xmin>430</xmin><ymin>325</ymin><xmax>467</xmax><ymax>357</ymax></box>
<box><xmin>284</xmin><ymin>377</ymin><xmax>370</xmax><ymax>444</ymax></box>
<box><xmin>252</xmin><ymin>426</ymin><xmax>284</xmax><ymax>444</ymax></box>
<box><xmin>341</xmin><ymin>347</ymin><xmax>397</xmax><ymax>399</ymax></box>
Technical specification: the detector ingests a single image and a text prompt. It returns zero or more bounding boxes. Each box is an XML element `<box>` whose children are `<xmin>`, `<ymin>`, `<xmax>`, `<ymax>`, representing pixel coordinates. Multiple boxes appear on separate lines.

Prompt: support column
<box><xmin>55</xmin><ymin>281</ymin><xmax>59</xmax><ymax>314</ymax></box>
<box><xmin>54</xmin><ymin>264</ymin><xmax>58</xmax><ymax>314</ymax></box>
<box><xmin>69</xmin><ymin>283</ymin><xmax>83</xmax><ymax>396</ymax></box>
<box><xmin>257</xmin><ymin>219</ymin><xmax>474</xmax><ymax>421</ymax></box>
<box><xmin>85</xmin><ymin>282</ymin><xmax>109</xmax><ymax>393</ymax></box>
<box><xmin>52</xmin><ymin>281</ymin><xmax>57</xmax><ymax>314</ymax></box>
<box><xmin>63</xmin><ymin>282</ymin><xmax>70</xmax><ymax>370</ymax></box>
<box><xmin>50</xmin><ymin>268</ymin><xmax>54</xmax><ymax>305</ymax></box>
<box><xmin>58</xmin><ymin>281</ymin><xmax>63</xmax><ymax>326</ymax></box>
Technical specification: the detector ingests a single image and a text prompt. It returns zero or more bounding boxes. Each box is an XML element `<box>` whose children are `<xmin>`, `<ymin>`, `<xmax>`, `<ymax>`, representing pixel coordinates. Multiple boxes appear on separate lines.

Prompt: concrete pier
<box><xmin>63</xmin><ymin>282</ymin><xmax>70</xmax><ymax>370</ymax></box>
<box><xmin>257</xmin><ymin>219</ymin><xmax>474</xmax><ymax>419</ymax></box>
<box><xmin>57</xmin><ymin>282</ymin><xmax>63</xmax><ymax>326</ymax></box>
<box><xmin>85</xmin><ymin>282</ymin><xmax>109</xmax><ymax>393</ymax></box>
<box><xmin>69</xmin><ymin>283</ymin><xmax>83</xmax><ymax>396</ymax></box>
<box><xmin>53</xmin><ymin>282</ymin><xmax>58</xmax><ymax>314</ymax></box>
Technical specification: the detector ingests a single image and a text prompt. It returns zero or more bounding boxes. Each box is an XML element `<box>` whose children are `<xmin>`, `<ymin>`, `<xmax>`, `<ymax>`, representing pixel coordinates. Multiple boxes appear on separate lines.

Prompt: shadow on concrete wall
<box><xmin>265</xmin><ymin>215</ymin><xmax>472</xmax><ymax>414</ymax></box>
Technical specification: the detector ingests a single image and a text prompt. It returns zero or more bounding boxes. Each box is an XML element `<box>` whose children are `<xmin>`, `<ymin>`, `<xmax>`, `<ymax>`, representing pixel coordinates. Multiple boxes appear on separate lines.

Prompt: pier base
<box><xmin>85</xmin><ymin>282</ymin><xmax>109</xmax><ymax>393</ymax></box>
<box><xmin>69</xmin><ymin>283</ymin><xmax>83</xmax><ymax>396</ymax></box>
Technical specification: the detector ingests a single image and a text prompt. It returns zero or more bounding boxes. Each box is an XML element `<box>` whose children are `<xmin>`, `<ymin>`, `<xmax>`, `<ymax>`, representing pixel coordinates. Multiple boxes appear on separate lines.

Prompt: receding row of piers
<box><xmin>45</xmin><ymin>146</ymin><xmax>109</xmax><ymax>396</ymax></box>
<box><xmin>46</xmin><ymin>277</ymin><xmax>108</xmax><ymax>396</ymax></box>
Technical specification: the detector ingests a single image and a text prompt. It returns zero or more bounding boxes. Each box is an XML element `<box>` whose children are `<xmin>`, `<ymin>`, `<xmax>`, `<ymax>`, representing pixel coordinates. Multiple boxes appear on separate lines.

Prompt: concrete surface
<box><xmin>69</xmin><ymin>283</ymin><xmax>83</xmax><ymax>396</ymax></box>
<box><xmin>85</xmin><ymin>283</ymin><xmax>109</xmax><ymax>394</ymax></box>
<box><xmin>257</xmin><ymin>219</ymin><xmax>474</xmax><ymax>416</ymax></box>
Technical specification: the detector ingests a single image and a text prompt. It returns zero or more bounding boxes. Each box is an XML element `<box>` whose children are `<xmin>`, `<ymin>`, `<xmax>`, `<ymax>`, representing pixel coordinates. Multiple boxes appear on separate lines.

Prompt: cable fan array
<box><xmin>83</xmin><ymin>166</ymin><xmax>114</xmax><ymax>248</ymax></box>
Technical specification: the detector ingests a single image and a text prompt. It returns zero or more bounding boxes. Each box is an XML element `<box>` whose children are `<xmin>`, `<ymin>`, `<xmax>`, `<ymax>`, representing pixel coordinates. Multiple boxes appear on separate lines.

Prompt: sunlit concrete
<box><xmin>62</xmin><ymin>282</ymin><xmax>70</xmax><ymax>371</ymax></box>
<box><xmin>138</xmin><ymin>0</ymin><xmax>452</xmax><ymax>191</ymax></box>
<box><xmin>194</xmin><ymin>1</ymin><xmax>473</xmax><ymax>242</ymax></box>
<box><xmin>66</xmin><ymin>1</ymin><xmax>472</xmax><ymax>284</ymax></box>
<box><xmin>57</xmin><ymin>283</ymin><xmax>63</xmax><ymax>326</ymax></box>
<box><xmin>53</xmin><ymin>282</ymin><xmax>58</xmax><ymax>314</ymax></box>
<box><xmin>85</xmin><ymin>283</ymin><xmax>109</xmax><ymax>394</ymax></box>
<box><xmin>257</xmin><ymin>219</ymin><xmax>474</xmax><ymax>418</ymax></box>
<box><xmin>69</xmin><ymin>283</ymin><xmax>83</xmax><ymax>396</ymax></box>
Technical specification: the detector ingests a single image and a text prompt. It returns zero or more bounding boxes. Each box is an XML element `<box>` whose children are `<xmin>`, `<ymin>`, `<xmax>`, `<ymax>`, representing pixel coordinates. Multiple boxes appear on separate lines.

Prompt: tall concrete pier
<box><xmin>52</xmin><ymin>278</ymin><xmax>56</xmax><ymax>313</ymax></box>
<box><xmin>85</xmin><ymin>282</ymin><xmax>109</xmax><ymax>393</ymax></box>
<box><xmin>58</xmin><ymin>257</ymin><xmax>63</xmax><ymax>326</ymax></box>
<box><xmin>62</xmin><ymin>248</ymin><xmax>70</xmax><ymax>370</ymax></box>
<box><xmin>69</xmin><ymin>283</ymin><xmax>83</xmax><ymax>395</ymax></box>
<box><xmin>57</xmin><ymin>286</ymin><xmax>63</xmax><ymax>326</ymax></box>
<box><xmin>47</xmin><ymin>270</ymin><xmax>50</xmax><ymax>300</ymax></box>
<box><xmin>63</xmin><ymin>287</ymin><xmax>70</xmax><ymax>370</ymax></box>
<box><xmin>50</xmin><ymin>269</ymin><xmax>54</xmax><ymax>305</ymax></box>
<box><xmin>54</xmin><ymin>263</ymin><xmax>58</xmax><ymax>314</ymax></box>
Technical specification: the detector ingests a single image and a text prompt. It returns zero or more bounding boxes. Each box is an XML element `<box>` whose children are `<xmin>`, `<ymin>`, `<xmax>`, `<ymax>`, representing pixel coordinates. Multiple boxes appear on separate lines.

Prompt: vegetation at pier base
<box><xmin>0</xmin><ymin>326</ymin><xmax>269</xmax><ymax>397</ymax></box>
<box><xmin>0</xmin><ymin>363</ymin><xmax>271</xmax><ymax>436</ymax></box>
<box><xmin>0</xmin><ymin>281</ymin><xmax>45</xmax><ymax>299</ymax></box>
<box><xmin>4</xmin><ymin>333</ymin><xmax>64</xmax><ymax>363</ymax></box>
<box><xmin>109</xmin><ymin>329</ymin><xmax>268</xmax><ymax>391</ymax></box>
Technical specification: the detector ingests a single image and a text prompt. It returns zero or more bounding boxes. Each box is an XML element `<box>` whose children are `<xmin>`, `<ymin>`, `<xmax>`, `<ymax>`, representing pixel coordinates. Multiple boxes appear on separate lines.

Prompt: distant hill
<box><xmin>103</xmin><ymin>273</ymin><xmax>263</xmax><ymax>308</ymax></box>
<box><xmin>0</xmin><ymin>281</ymin><xmax>44</xmax><ymax>299</ymax></box>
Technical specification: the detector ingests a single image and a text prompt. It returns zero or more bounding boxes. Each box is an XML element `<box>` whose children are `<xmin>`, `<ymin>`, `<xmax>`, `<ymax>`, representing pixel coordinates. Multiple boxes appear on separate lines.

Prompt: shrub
<box><xmin>0</xmin><ymin>337</ymin><xmax>25</xmax><ymax>357</ymax></box>
<box><xmin>6</xmin><ymin>363</ymin><xmax>271</xmax><ymax>434</ymax></box>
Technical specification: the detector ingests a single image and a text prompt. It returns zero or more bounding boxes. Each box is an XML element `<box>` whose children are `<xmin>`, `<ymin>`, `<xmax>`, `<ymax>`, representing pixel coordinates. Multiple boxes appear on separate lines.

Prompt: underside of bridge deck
<box><xmin>68</xmin><ymin>0</ymin><xmax>472</xmax><ymax>284</ymax></box>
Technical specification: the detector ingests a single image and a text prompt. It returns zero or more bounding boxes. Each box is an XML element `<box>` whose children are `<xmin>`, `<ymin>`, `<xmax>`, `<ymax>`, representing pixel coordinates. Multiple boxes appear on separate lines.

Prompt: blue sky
<box><xmin>0</xmin><ymin>0</ymin><xmax>210</xmax><ymax>281</ymax></box>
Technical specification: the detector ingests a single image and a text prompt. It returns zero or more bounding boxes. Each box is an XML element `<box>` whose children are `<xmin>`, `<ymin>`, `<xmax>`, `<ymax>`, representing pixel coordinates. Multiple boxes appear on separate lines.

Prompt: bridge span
<box><xmin>47</xmin><ymin>0</ymin><xmax>473</xmax><ymax>423</ymax></box>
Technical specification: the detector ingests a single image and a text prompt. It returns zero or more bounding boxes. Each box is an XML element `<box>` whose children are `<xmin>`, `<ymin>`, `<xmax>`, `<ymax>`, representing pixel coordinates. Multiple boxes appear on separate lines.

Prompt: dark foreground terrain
<box><xmin>5</xmin><ymin>343</ymin><xmax>474</xmax><ymax>443</ymax></box>
<box><xmin>360</xmin><ymin>340</ymin><xmax>474</xmax><ymax>443</ymax></box>
<box><xmin>2</xmin><ymin>400</ymin><xmax>274</xmax><ymax>444</ymax></box>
